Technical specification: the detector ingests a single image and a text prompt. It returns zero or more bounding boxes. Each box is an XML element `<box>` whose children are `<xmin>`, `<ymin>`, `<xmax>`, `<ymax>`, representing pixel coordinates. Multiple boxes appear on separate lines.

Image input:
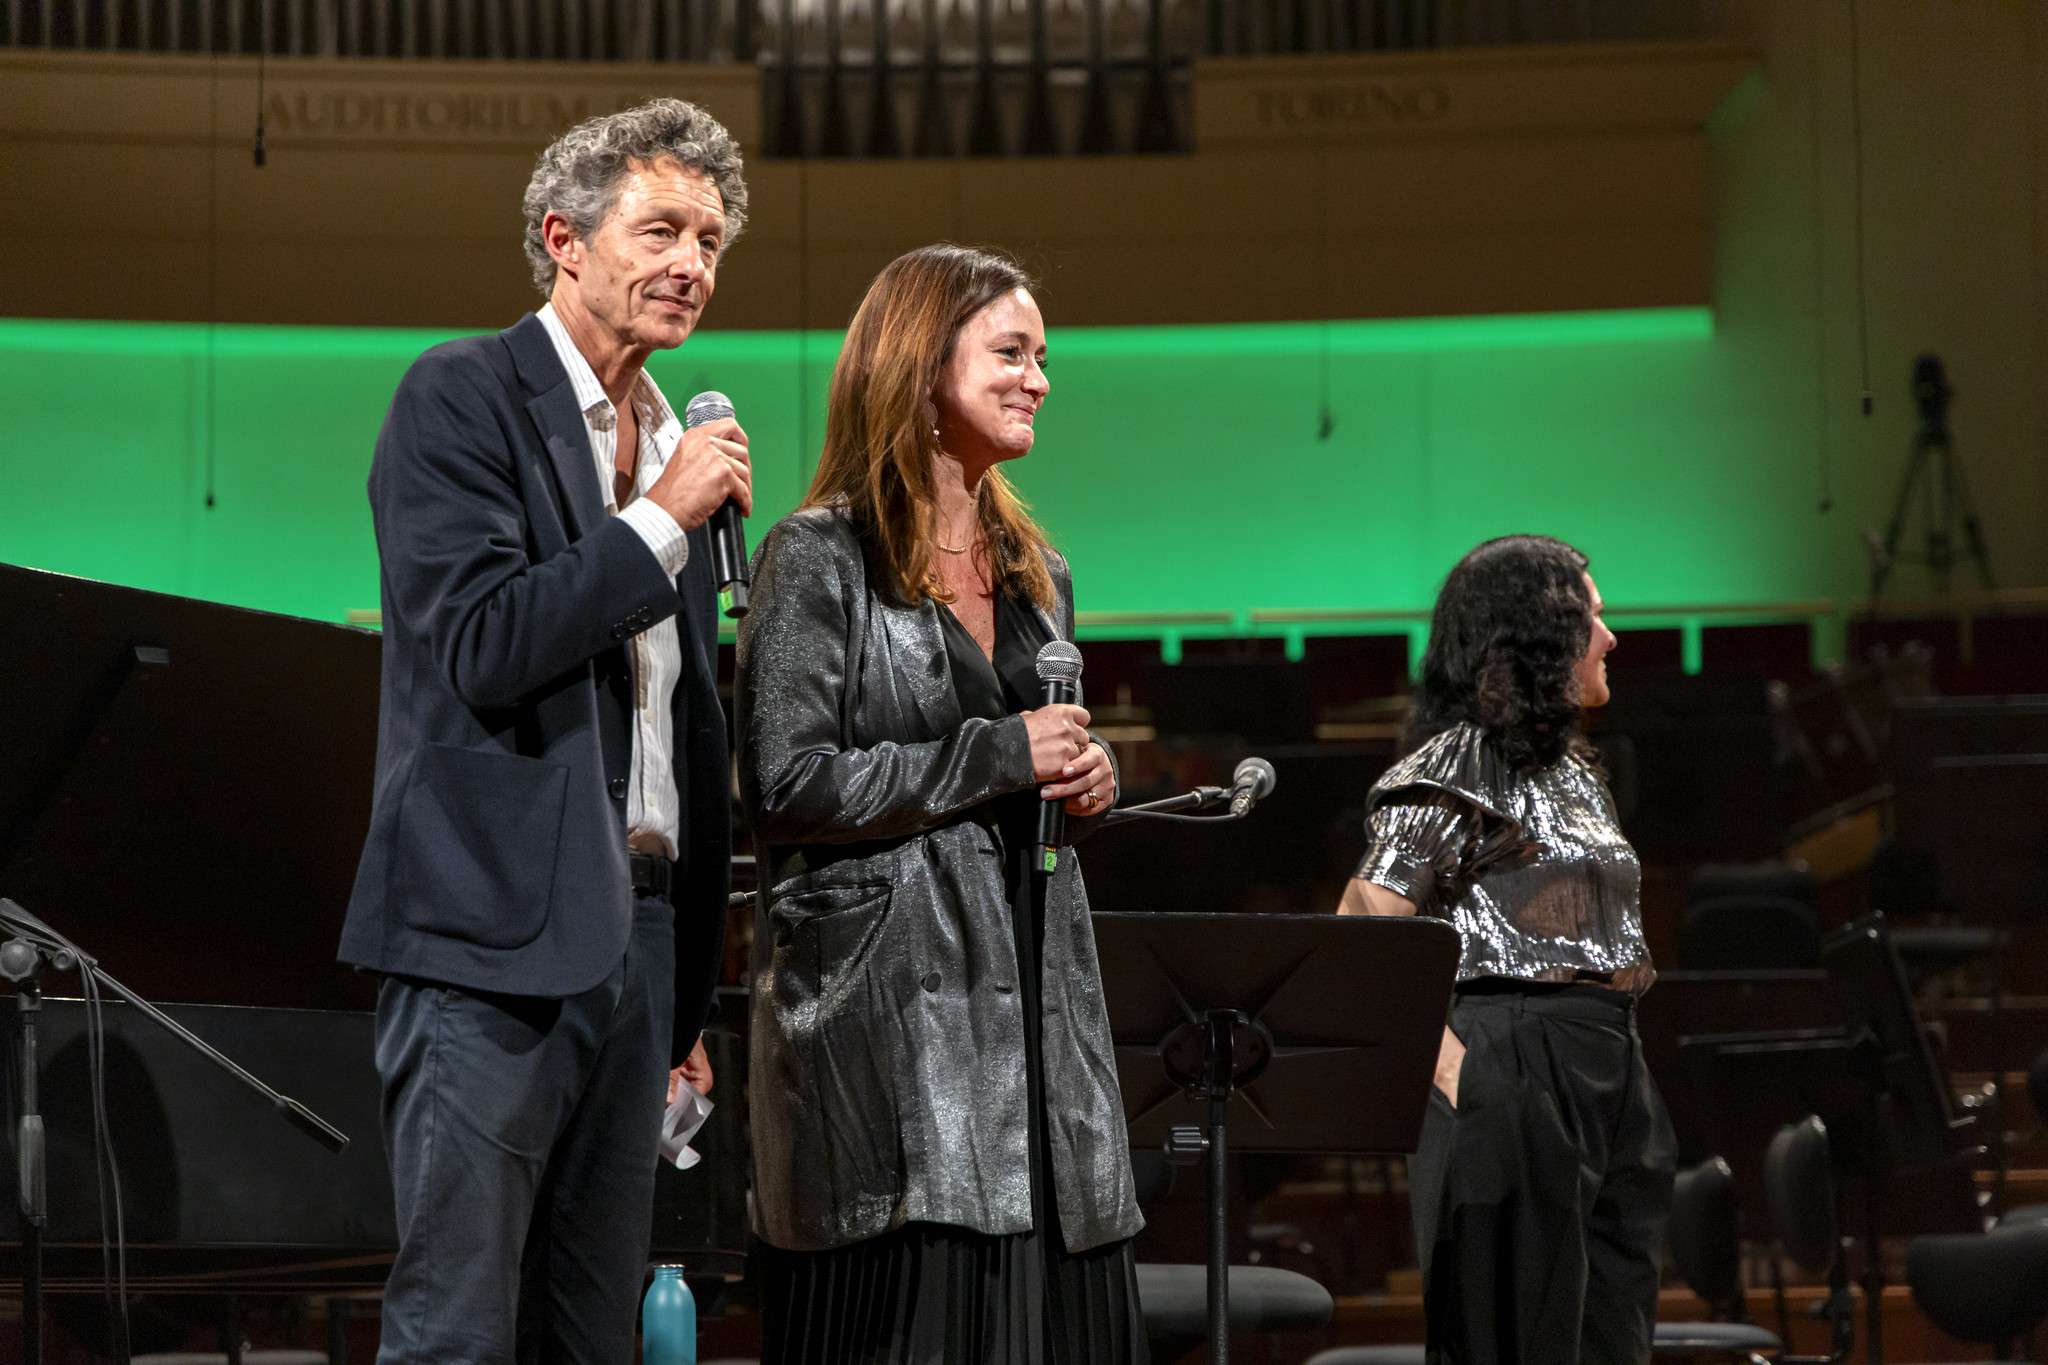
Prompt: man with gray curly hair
<box><xmin>339</xmin><ymin>96</ymin><xmax>751</xmax><ymax>1363</ymax></box>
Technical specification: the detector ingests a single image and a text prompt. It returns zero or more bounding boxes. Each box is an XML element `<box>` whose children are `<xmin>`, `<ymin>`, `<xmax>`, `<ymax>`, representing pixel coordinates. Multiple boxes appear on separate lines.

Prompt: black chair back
<box><xmin>1906</xmin><ymin>1222</ymin><xmax>2048</xmax><ymax>1346</ymax></box>
<box><xmin>1680</xmin><ymin>896</ymin><xmax>1823</xmax><ymax>970</ymax></box>
<box><xmin>1681</xmin><ymin>862</ymin><xmax>1821</xmax><ymax>970</ymax></box>
<box><xmin>1764</xmin><ymin>1115</ymin><xmax>1837</xmax><ymax>1276</ymax></box>
<box><xmin>1668</xmin><ymin>1156</ymin><xmax>1743</xmax><ymax>1315</ymax></box>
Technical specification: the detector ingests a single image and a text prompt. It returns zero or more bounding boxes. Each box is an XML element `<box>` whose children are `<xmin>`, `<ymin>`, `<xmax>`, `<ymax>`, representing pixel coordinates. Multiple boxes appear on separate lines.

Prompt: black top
<box><xmin>938</xmin><ymin>590</ymin><xmax>1050</xmax><ymax>721</ymax></box>
<box><xmin>938</xmin><ymin>592</ymin><xmax>1058</xmax><ymax>1212</ymax></box>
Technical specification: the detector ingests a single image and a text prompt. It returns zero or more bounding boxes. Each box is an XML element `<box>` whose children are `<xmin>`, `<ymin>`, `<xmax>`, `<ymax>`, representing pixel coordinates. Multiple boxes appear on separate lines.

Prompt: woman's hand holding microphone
<box><xmin>1023</xmin><ymin>704</ymin><xmax>1116</xmax><ymax>817</ymax></box>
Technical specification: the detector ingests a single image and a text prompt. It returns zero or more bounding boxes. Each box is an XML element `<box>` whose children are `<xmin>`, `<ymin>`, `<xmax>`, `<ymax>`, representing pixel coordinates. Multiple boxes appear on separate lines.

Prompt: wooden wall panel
<box><xmin>0</xmin><ymin>44</ymin><xmax>1748</xmax><ymax>330</ymax></box>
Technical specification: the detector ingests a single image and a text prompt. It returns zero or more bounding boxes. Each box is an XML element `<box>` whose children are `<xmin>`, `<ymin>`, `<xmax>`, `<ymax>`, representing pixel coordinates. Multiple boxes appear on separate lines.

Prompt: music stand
<box><xmin>1637</xmin><ymin>970</ymin><xmax>1840</xmax><ymax>1164</ymax></box>
<box><xmin>1679</xmin><ymin>912</ymin><xmax>1982</xmax><ymax>1364</ymax></box>
<box><xmin>1891</xmin><ymin>696</ymin><xmax>2048</xmax><ymax>928</ymax></box>
<box><xmin>1093</xmin><ymin>912</ymin><xmax>1460</xmax><ymax>1363</ymax></box>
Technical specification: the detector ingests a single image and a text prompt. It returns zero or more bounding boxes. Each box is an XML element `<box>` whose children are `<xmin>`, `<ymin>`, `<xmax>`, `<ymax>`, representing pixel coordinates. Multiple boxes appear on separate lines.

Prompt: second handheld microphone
<box><xmin>1032</xmin><ymin>640</ymin><xmax>1085</xmax><ymax>875</ymax></box>
<box><xmin>682</xmin><ymin>390</ymin><xmax>749</xmax><ymax>619</ymax></box>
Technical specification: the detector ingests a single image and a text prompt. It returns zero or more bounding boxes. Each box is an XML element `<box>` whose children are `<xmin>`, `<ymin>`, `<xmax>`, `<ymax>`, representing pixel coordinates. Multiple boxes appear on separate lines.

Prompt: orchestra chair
<box><xmin>1135</xmin><ymin>1262</ymin><xmax>1334</xmax><ymax>1361</ymax></box>
<box><xmin>1763</xmin><ymin>1115</ymin><xmax>1854</xmax><ymax>1365</ymax></box>
<box><xmin>1904</xmin><ymin>1220</ymin><xmax>2048</xmax><ymax>1361</ymax></box>
<box><xmin>1904</xmin><ymin>1047</ymin><xmax>2048</xmax><ymax>1359</ymax></box>
<box><xmin>1128</xmin><ymin>1150</ymin><xmax>1334</xmax><ymax>1361</ymax></box>
<box><xmin>1652</xmin><ymin>1156</ymin><xmax>1783</xmax><ymax>1361</ymax></box>
<box><xmin>1680</xmin><ymin>863</ymin><xmax>1820</xmax><ymax>971</ymax></box>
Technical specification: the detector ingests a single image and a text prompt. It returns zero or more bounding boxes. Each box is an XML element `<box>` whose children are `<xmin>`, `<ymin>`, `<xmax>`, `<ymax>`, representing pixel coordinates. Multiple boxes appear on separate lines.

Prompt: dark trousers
<box><xmin>373</xmin><ymin>895</ymin><xmax>676</xmax><ymax>1365</ymax></box>
<box><xmin>1408</xmin><ymin>982</ymin><xmax>1676</xmax><ymax>1365</ymax></box>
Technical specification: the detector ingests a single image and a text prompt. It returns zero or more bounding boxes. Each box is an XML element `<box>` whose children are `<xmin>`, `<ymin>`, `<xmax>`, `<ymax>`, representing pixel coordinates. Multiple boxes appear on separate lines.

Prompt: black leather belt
<box><xmin>628</xmin><ymin>852</ymin><xmax>673</xmax><ymax>898</ymax></box>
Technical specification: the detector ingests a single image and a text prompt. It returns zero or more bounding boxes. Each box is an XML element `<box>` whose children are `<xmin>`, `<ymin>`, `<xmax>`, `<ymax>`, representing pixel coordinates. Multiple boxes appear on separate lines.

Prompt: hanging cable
<box><xmin>8</xmin><ymin>914</ymin><xmax>132</xmax><ymax>1356</ymax></box>
<box><xmin>1847</xmin><ymin>0</ymin><xmax>1871</xmax><ymax>417</ymax></box>
<box><xmin>1315</xmin><ymin>139</ymin><xmax>1334</xmax><ymax>441</ymax></box>
<box><xmin>1808</xmin><ymin>1</ymin><xmax>1833</xmax><ymax>512</ymax></box>
<box><xmin>253</xmin><ymin>27</ymin><xmax>269</xmax><ymax>168</ymax></box>
<box><xmin>205</xmin><ymin>44</ymin><xmax>220</xmax><ymax>510</ymax></box>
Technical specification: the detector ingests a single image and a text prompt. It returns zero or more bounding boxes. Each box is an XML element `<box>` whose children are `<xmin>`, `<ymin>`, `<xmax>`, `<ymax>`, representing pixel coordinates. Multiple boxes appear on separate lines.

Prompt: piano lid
<box><xmin>0</xmin><ymin>564</ymin><xmax>381</xmax><ymax>1011</ymax></box>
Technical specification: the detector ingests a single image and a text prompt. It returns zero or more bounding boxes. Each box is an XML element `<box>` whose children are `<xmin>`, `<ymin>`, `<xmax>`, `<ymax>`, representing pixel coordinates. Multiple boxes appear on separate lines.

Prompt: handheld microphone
<box><xmin>1227</xmin><ymin>756</ymin><xmax>1277</xmax><ymax>818</ymax></box>
<box><xmin>1032</xmin><ymin>639</ymin><xmax>1085</xmax><ymax>875</ymax></box>
<box><xmin>682</xmin><ymin>390</ymin><xmax>749</xmax><ymax>619</ymax></box>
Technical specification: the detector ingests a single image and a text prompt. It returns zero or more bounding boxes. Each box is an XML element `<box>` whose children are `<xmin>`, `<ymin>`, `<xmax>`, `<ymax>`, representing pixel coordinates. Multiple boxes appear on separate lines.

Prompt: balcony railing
<box><xmin>6</xmin><ymin>1</ymin><xmax>1709</xmax><ymax>154</ymax></box>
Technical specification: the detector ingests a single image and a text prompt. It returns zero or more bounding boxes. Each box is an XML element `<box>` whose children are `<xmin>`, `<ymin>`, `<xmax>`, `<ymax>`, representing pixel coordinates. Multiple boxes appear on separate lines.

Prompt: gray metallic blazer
<box><xmin>735</xmin><ymin>504</ymin><xmax>1144</xmax><ymax>1255</ymax></box>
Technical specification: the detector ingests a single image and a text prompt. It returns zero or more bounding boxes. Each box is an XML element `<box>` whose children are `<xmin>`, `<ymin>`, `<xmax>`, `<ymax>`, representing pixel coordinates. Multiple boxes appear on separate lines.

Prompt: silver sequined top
<box><xmin>1355</xmin><ymin>722</ymin><xmax>1654</xmax><ymax>995</ymax></box>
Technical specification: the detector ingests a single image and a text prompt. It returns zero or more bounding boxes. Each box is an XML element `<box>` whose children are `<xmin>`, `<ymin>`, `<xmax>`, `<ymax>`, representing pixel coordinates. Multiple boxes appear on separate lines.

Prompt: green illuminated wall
<box><xmin>2</xmin><ymin>306</ymin><xmax>1839</xmax><ymax>632</ymax></box>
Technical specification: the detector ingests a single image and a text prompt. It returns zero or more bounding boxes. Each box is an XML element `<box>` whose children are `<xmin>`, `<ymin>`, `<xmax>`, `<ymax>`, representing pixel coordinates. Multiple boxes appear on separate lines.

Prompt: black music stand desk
<box><xmin>1093</xmin><ymin>911</ymin><xmax>1460</xmax><ymax>1362</ymax></box>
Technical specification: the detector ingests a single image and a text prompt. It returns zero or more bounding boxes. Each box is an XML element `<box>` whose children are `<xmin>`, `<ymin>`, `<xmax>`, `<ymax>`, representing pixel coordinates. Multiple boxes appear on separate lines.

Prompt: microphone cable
<box><xmin>2</xmin><ymin>906</ymin><xmax>131</xmax><ymax>1358</ymax></box>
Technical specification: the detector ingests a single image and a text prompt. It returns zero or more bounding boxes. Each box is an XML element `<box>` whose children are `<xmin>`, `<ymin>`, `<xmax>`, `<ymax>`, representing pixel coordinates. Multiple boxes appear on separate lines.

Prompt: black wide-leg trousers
<box><xmin>1408</xmin><ymin>982</ymin><xmax>1676</xmax><ymax>1365</ymax></box>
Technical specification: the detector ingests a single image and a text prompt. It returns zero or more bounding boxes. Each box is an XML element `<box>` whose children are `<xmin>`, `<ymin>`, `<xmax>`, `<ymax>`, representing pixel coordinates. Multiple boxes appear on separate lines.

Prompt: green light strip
<box><xmin>0</xmin><ymin>305</ymin><xmax>1713</xmax><ymax>361</ymax></box>
<box><xmin>1</xmin><ymin>303</ymin><xmax>1758</xmax><ymax>645</ymax></box>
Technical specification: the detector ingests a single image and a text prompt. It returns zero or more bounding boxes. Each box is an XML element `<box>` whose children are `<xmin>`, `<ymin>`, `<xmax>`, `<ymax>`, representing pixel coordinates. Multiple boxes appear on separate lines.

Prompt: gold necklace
<box><xmin>937</xmin><ymin>542</ymin><xmax>974</xmax><ymax>554</ymax></box>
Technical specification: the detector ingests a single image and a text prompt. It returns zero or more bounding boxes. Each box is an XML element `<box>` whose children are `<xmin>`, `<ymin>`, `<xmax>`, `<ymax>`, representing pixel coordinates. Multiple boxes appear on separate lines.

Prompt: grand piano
<box><xmin>0</xmin><ymin>565</ymin><xmax>747</xmax><ymax>1354</ymax></box>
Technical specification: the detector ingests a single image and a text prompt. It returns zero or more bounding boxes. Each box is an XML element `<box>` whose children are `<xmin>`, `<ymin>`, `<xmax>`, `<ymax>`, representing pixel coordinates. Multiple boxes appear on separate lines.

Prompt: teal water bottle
<box><xmin>641</xmin><ymin>1263</ymin><xmax>696</xmax><ymax>1365</ymax></box>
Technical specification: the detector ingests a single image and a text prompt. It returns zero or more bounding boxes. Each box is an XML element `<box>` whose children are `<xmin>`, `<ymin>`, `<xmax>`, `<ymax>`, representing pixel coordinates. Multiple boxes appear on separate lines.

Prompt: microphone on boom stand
<box><xmin>1226</xmin><ymin>756</ymin><xmax>1276</xmax><ymax>818</ymax></box>
<box><xmin>1099</xmin><ymin>755</ymin><xmax>1280</xmax><ymax>829</ymax></box>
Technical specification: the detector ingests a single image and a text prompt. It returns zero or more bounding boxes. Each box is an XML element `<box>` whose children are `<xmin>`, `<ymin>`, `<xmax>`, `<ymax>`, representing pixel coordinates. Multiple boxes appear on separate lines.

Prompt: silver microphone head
<box><xmin>1232</xmin><ymin>756</ymin><xmax>1277</xmax><ymax>800</ymax></box>
<box><xmin>683</xmin><ymin>390</ymin><xmax>735</xmax><ymax>429</ymax></box>
<box><xmin>1034</xmin><ymin>639</ymin><xmax>1084</xmax><ymax>686</ymax></box>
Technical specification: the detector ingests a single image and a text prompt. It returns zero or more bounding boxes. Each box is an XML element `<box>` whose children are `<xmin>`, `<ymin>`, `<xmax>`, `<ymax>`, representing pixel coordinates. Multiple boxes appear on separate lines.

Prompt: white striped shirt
<box><xmin>537</xmin><ymin>302</ymin><xmax>687</xmax><ymax>863</ymax></box>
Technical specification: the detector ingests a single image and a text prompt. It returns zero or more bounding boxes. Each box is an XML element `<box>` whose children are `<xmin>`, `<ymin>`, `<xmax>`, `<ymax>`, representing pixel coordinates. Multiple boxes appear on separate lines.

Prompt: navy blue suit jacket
<box><xmin>339</xmin><ymin>312</ymin><xmax>731</xmax><ymax>1062</ymax></box>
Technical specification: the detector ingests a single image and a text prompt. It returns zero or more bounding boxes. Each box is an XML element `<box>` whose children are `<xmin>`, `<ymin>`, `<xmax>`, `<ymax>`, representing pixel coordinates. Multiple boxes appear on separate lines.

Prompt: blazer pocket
<box><xmin>767</xmin><ymin>882</ymin><xmax>894</xmax><ymax>992</ymax></box>
<box><xmin>392</xmin><ymin>742</ymin><xmax>568</xmax><ymax>950</ymax></box>
<box><xmin>766</xmin><ymin>882</ymin><xmax>891</xmax><ymax>930</ymax></box>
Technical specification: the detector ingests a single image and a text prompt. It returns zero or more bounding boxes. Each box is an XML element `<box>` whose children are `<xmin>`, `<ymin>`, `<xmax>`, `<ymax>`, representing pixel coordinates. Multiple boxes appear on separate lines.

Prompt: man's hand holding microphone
<box><xmin>647</xmin><ymin>408</ymin><xmax>751</xmax><ymax>531</ymax></box>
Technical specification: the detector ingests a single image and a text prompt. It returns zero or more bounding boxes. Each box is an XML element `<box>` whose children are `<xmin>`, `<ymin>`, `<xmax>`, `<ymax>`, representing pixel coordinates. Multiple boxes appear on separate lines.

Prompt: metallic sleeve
<box><xmin>1353</xmin><ymin>790</ymin><xmax>1479</xmax><ymax>910</ymax></box>
<box><xmin>734</xmin><ymin>515</ymin><xmax>1035</xmax><ymax>846</ymax></box>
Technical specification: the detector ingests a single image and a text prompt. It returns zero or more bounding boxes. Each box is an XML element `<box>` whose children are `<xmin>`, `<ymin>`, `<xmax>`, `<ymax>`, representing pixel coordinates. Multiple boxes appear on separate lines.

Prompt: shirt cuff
<box><xmin>619</xmin><ymin>499</ymin><xmax>689</xmax><ymax>577</ymax></box>
<box><xmin>1354</xmin><ymin>843</ymin><xmax>1437</xmax><ymax>907</ymax></box>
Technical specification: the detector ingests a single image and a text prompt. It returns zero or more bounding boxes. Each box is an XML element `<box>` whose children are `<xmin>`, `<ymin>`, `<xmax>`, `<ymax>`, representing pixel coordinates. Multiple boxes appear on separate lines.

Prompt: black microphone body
<box><xmin>682</xmin><ymin>390</ymin><xmax>750</xmax><ymax>619</ymax></box>
<box><xmin>1032</xmin><ymin>641</ymin><xmax>1086</xmax><ymax>874</ymax></box>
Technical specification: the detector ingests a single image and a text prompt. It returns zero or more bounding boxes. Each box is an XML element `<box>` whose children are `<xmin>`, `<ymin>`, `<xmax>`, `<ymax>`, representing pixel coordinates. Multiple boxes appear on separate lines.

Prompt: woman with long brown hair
<box><xmin>735</xmin><ymin>244</ymin><xmax>1146</xmax><ymax>1363</ymax></box>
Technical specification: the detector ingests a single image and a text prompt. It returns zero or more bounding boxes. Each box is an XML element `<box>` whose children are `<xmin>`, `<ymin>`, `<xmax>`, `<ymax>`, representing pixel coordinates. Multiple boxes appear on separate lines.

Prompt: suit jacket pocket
<box><xmin>392</xmin><ymin>742</ymin><xmax>568</xmax><ymax>950</ymax></box>
<box><xmin>767</xmin><ymin>881</ymin><xmax>895</xmax><ymax>1007</ymax></box>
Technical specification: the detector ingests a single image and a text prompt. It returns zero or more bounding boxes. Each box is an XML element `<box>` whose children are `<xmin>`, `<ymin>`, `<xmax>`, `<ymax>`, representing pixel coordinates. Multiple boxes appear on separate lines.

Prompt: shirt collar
<box><xmin>535</xmin><ymin>302</ymin><xmax>680</xmax><ymax>438</ymax></box>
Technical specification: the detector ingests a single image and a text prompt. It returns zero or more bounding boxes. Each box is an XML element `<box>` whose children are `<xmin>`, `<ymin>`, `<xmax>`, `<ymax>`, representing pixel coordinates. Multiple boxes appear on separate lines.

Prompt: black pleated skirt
<box><xmin>755</xmin><ymin>1216</ymin><xmax>1147</xmax><ymax>1365</ymax></box>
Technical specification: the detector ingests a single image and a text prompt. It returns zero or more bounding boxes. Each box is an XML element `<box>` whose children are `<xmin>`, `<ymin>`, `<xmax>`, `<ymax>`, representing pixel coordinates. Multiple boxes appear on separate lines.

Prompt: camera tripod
<box><xmin>1868</xmin><ymin>354</ymin><xmax>1996</xmax><ymax>599</ymax></box>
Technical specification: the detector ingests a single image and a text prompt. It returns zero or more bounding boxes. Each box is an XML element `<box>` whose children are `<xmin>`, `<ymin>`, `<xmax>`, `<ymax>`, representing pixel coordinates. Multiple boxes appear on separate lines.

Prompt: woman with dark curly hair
<box><xmin>1339</xmin><ymin>534</ymin><xmax>1673</xmax><ymax>1362</ymax></box>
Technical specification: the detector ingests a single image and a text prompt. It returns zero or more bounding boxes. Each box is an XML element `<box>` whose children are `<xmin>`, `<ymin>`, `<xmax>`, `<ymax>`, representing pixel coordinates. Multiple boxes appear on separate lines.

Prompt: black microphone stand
<box><xmin>1</xmin><ymin>898</ymin><xmax>350</xmax><ymax>1363</ymax></box>
<box><xmin>1098</xmin><ymin>784</ymin><xmax>1239</xmax><ymax>829</ymax></box>
<box><xmin>3</xmin><ymin>938</ymin><xmax>52</xmax><ymax>1365</ymax></box>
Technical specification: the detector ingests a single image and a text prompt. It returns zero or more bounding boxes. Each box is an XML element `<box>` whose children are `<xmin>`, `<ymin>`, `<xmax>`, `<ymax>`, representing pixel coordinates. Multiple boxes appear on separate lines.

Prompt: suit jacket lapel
<box><xmin>876</xmin><ymin>597</ymin><xmax>963</xmax><ymax>739</ymax></box>
<box><xmin>504</xmin><ymin>313</ymin><xmax>604</xmax><ymax>541</ymax></box>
